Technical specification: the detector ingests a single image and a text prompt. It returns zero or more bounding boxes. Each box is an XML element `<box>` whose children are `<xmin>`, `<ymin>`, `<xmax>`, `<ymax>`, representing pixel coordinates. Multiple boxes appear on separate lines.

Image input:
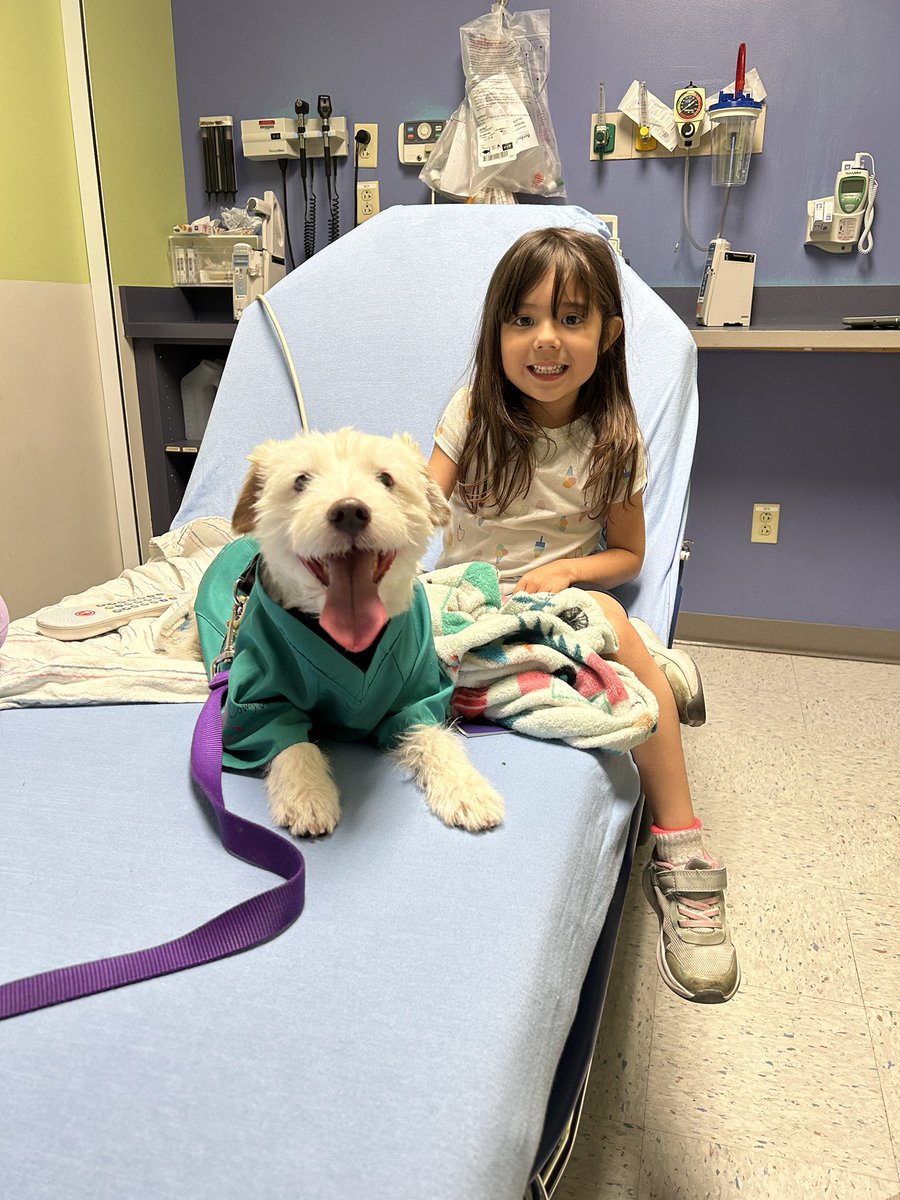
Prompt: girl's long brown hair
<box><xmin>457</xmin><ymin>227</ymin><xmax>641</xmax><ymax>523</ymax></box>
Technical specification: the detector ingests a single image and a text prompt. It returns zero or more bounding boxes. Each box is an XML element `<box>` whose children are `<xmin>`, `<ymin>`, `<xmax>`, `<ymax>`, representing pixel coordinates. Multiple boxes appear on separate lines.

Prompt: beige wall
<box><xmin>0</xmin><ymin>1</ymin><xmax>188</xmax><ymax>620</ymax></box>
<box><xmin>0</xmin><ymin>1</ymin><xmax>124</xmax><ymax>620</ymax></box>
<box><xmin>0</xmin><ymin>281</ymin><xmax>123</xmax><ymax>619</ymax></box>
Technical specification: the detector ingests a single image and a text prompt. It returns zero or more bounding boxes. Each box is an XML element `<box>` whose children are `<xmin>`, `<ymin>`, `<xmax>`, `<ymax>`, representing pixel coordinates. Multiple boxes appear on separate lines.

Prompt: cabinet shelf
<box><xmin>122</xmin><ymin>286</ymin><xmax>236</xmax><ymax>534</ymax></box>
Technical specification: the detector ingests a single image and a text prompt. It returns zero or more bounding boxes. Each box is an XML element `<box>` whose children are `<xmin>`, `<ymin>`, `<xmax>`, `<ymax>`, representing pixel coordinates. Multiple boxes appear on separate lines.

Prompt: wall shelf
<box><xmin>656</xmin><ymin>285</ymin><xmax>900</xmax><ymax>353</ymax></box>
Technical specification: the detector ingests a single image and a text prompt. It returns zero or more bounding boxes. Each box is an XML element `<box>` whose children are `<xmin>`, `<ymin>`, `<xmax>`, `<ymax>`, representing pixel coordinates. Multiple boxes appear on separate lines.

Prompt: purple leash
<box><xmin>0</xmin><ymin>672</ymin><xmax>305</xmax><ymax>1021</ymax></box>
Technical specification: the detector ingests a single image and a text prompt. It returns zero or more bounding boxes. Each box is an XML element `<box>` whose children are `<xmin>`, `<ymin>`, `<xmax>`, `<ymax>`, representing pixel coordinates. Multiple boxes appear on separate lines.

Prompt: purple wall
<box><xmin>169</xmin><ymin>0</ymin><xmax>900</xmax><ymax>631</ymax></box>
<box><xmin>170</xmin><ymin>0</ymin><xmax>899</xmax><ymax>287</ymax></box>
<box><xmin>682</xmin><ymin>354</ymin><xmax>899</xmax><ymax>629</ymax></box>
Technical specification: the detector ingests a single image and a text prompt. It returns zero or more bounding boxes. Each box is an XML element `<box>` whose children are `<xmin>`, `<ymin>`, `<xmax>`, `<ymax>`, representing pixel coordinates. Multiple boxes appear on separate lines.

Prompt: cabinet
<box><xmin>121</xmin><ymin>287</ymin><xmax>236</xmax><ymax>534</ymax></box>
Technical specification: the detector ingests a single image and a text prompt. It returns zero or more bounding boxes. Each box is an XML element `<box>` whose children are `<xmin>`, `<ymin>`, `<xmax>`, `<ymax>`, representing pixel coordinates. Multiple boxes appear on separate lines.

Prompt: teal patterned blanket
<box><xmin>419</xmin><ymin>561</ymin><xmax>659</xmax><ymax>753</ymax></box>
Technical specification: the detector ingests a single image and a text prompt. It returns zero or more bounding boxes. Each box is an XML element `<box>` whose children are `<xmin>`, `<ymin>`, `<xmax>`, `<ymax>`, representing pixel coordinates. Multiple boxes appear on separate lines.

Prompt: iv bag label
<box><xmin>470</xmin><ymin>74</ymin><xmax>538</xmax><ymax>163</ymax></box>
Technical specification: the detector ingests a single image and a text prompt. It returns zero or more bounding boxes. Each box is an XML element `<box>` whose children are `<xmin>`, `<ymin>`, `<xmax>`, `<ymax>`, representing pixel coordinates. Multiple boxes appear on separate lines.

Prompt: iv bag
<box><xmin>420</xmin><ymin>6</ymin><xmax>565</xmax><ymax>200</ymax></box>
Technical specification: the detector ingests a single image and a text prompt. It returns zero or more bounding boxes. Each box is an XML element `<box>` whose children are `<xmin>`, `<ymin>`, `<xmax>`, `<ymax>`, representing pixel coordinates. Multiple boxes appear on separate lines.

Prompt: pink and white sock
<box><xmin>652</xmin><ymin>817</ymin><xmax>717</xmax><ymax>867</ymax></box>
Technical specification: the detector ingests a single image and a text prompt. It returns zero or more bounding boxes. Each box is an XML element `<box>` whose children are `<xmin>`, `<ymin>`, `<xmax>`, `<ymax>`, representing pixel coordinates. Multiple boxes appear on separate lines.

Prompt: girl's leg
<box><xmin>586</xmin><ymin>592</ymin><xmax>695</xmax><ymax>831</ymax></box>
<box><xmin>585</xmin><ymin>590</ymin><xmax>740</xmax><ymax>1003</ymax></box>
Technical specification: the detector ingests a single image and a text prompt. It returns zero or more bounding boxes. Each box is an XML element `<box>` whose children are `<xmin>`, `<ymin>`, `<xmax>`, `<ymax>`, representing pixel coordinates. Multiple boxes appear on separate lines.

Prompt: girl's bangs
<box><xmin>501</xmin><ymin>251</ymin><xmax>589</xmax><ymax>318</ymax></box>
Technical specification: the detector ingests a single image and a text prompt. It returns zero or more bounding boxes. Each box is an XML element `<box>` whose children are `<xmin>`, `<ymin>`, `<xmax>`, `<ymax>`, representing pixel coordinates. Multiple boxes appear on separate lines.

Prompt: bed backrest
<box><xmin>174</xmin><ymin>205</ymin><xmax>697</xmax><ymax>636</ymax></box>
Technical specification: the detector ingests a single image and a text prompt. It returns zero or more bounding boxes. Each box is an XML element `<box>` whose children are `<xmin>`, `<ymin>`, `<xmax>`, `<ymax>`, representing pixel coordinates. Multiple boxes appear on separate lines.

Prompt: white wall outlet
<box><xmin>356</xmin><ymin>180</ymin><xmax>380</xmax><ymax>223</ymax></box>
<box><xmin>751</xmin><ymin>502</ymin><xmax>781</xmax><ymax>544</ymax></box>
<box><xmin>353</xmin><ymin>123</ymin><xmax>378</xmax><ymax>168</ymax></box>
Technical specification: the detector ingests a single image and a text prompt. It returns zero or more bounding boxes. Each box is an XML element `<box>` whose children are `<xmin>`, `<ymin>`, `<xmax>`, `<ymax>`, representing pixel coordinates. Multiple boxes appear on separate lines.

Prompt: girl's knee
<box><xmin>584</xmin><ymin>590</ymin><xmax>643</xmax><ymax>661</ymax></box>
<box><xmin>584</xmin><ymin>590</ymin><xmax>629</xmax><ymax>633</ymax></box>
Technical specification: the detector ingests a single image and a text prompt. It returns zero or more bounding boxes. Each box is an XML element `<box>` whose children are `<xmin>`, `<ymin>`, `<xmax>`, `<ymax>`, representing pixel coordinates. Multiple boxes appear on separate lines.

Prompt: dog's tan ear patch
<box><xmin>232</xmin><ymin>464</ymin><xmax>265</xmax><ymax>533</ymax></box>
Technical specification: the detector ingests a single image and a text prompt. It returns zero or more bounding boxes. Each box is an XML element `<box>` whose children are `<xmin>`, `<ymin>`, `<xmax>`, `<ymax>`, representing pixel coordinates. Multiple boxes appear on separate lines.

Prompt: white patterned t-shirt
<box><xmin>433</xmin><ymin>386</ymin><xmax>647</xmax><ymax>588</ymax></box>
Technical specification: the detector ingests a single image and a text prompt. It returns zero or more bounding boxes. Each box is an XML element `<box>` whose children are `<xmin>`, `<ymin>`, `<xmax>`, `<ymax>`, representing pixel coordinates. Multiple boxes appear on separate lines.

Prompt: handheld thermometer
<box><xmin>835</xmin><ymin>167</ymin><xmax>869</xmax><ymax>217</ymax></box>
<box><xmin>805</xmin><ymin>153</ymin><xmax>876</xmax><ymax>254</ymax></box>
<box><xmin>232</xmin><ymin>242</ymin><xmax>251</xmax><ymax>320</ymax></box>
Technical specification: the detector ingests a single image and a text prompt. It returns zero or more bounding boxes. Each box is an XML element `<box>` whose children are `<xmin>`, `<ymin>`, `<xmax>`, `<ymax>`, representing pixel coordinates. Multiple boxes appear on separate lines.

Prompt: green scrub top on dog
<box><xmin>196</xmin><ymin>538</ymin><xmax>453</xmax><ymax>771</ymax></box>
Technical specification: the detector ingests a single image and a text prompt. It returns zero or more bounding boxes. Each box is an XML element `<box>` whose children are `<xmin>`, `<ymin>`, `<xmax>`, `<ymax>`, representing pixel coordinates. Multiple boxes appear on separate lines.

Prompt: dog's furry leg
<box><xmin>267</xmin><ymin>742</ymin><xmax>341</xmax><ymax>837</ymax></box>
<box><xmin>394</xmin><ymin>724</ymin><xmax>504</xmax><ymax>832</ymax></box>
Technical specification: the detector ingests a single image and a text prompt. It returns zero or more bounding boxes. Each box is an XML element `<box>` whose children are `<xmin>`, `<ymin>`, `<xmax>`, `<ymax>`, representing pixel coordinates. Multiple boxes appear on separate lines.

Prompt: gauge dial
<box><xmin>676</xmin><ymin>90</ymin><xmax>703</xmax><ymax>119</ymax></box>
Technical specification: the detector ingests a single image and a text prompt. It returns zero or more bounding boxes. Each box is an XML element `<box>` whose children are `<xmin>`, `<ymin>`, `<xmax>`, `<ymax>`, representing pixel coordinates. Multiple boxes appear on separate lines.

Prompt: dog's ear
<box><xmin>232</xmin><ymin>463</ymin><xmax>265</xmax><ymax>533</ymax></box>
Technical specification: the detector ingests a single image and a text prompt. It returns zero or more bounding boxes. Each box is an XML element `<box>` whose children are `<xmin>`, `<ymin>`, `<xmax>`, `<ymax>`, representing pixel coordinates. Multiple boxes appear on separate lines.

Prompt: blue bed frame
<box><xmin>1</xmin><ymin>206</ymin><xmax>697</xmax><ymax>1200</ymax></box>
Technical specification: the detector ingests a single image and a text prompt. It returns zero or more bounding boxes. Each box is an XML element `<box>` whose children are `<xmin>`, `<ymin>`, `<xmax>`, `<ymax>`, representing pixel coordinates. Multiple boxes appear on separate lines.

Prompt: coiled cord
<box><xmin>328</xmin><ymin>188</ymin><xmax>340</xmax><ymax>244</ymax></box>
<box><xmin>857</xmin><ymin>153</ymin><xmax>877</xmax><ymax>255</ymax></box>
<box><xmin>303</xmin><ymin>160</ymin><xmax>317</xmax><ymax>260</ymax></box>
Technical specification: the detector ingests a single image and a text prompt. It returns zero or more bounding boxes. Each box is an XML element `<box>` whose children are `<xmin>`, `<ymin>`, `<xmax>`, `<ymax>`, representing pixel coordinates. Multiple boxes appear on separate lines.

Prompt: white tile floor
<box><xmin>556</xmin><ymin>646</ymin><xmax>900</xmax><ymax>1200</ymax></box>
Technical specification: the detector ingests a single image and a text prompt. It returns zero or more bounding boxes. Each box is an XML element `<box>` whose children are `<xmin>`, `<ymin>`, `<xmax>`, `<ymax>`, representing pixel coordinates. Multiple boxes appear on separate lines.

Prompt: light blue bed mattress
<box><xmin>0</xmin><ymin>205</ymin><xmax>697</xmax><ymax>1199</ymax></box>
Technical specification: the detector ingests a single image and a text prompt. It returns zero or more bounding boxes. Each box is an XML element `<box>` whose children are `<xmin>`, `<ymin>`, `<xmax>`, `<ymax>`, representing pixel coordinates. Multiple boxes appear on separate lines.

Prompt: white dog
<box><xmin>225</xmin><ymin>428</ymin><xmax>504</xmax><ymax>837</ymax></box>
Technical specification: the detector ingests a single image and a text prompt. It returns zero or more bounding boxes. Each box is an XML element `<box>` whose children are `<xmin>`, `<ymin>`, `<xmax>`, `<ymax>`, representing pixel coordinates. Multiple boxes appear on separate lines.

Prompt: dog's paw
<box><xmin>427</xmin><ymin>771</ymin><xmax>506</xmax><ymax>832</ymax></box>
<box><xmin>394</xmin><ymin>724</ymin><xmax>505</xmax><ymax>832</ymax></box>
<box><xmin>267</xmin><ymin>742</ymin><xmax>341</xmax><ymax>837</ymax></box>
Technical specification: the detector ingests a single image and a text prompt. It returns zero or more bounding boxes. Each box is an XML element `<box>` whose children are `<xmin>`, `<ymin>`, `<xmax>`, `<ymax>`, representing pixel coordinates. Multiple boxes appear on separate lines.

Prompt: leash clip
<box><xmin>209</xmin><ymin>557</ymin><xmax>258</xmax><ymax>679</ymax></box>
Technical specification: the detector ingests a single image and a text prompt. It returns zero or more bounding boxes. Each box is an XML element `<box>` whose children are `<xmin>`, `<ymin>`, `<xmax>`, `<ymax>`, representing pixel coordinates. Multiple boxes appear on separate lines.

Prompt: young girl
<box><xmin>429</xmin><ymin>227</ymin><xmax>739</xmax><ymax>1004</ymax></box>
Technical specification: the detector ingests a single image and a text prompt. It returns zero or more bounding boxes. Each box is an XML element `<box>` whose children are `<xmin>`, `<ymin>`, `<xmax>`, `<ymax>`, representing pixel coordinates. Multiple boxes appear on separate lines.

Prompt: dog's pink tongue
<box><xmin>318</xmin><ymin>551</ymin><xmax>387</xmax><ymax>653</ymax></box>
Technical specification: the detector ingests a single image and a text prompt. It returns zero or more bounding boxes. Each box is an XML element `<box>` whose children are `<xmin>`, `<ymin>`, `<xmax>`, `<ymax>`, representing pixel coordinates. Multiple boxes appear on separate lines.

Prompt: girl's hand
<box><xmin>516</xmin><ymin>560</ymin><xmax>578</xmax><ymax>594</ymax></box>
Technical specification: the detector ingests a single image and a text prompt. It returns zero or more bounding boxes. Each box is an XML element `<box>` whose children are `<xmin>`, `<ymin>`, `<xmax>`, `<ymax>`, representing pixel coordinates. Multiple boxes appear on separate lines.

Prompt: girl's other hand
<box><xmin>516</xmin><ymin>560</ymin><xmax>577</xmax><ymax>594</ymax></box>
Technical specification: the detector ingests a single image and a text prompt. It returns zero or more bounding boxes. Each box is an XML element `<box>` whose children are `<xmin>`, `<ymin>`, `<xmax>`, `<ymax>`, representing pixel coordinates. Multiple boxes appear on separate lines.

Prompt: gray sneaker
<box><xmin>642</xmin><ymin>854</ymin><xmax>740</xmax><ymax>1003</ymax></box>
<box><xmin>630</xmin><ymin>618</ymin><xmax>706</xmax><ymax>727</ymax></box>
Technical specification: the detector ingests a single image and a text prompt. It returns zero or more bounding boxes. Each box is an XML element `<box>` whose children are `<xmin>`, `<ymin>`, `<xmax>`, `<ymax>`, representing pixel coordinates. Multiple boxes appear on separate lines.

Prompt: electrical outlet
<box><xmin>353</xmin><ymin>123</ymin><xmax>378</xmax><ymax>168</ymax></box>
<box><xmin>751</xmin><ymin>502</ymin><xmax>781</xmax><ymax>544</ymax></box>
<box><xmin>356</xmin><ymin>180</ymin><xmax>380</xmax><ymax>223</ymax></box>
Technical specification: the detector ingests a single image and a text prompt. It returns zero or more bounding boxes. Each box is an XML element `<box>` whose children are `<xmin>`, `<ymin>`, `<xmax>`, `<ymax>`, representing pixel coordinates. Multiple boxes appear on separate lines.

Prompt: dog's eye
<box><xmin>294</xmin><ymin>473</ymin><xmax>312</xmax><ymax>492</ymax></box>
<box><xmin>377</xmin><ymin>472</ymin><xmax>395</xmax><ymax>489</ymax></box>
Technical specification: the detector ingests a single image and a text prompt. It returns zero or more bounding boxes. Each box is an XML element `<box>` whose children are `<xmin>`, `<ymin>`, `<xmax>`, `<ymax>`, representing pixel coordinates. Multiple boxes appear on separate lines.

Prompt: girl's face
<box><xmin>499</xmin><ymin>269</ymin><xmax>621</xmax><ymax>428</ymax></box>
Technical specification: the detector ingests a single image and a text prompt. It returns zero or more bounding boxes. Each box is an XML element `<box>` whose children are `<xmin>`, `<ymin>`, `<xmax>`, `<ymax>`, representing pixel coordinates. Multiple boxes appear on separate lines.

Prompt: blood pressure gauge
<box><xmin>675</xmin><ymin>88</ymin><xmax>704</xmax><ymax>121</ymax></box>
<box><xmin>674</xmin><ymin>85</ymin><xmax>706</xmax><ymax>147</ymax></box>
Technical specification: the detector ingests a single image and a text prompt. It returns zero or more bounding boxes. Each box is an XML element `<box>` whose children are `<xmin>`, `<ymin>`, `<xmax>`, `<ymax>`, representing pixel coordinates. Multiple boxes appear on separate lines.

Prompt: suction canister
<box><xmin>707</xmin><ymin>43</ymin><xmax>762</xmax><ymax>187</ymax></box>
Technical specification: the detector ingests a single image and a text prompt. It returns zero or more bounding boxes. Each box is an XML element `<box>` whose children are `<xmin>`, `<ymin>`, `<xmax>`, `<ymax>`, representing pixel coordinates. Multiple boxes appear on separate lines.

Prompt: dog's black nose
<box><xmin>327</xmin><ymin>498</ymin><xmax>371</xmax><ymax>537</ymax></box>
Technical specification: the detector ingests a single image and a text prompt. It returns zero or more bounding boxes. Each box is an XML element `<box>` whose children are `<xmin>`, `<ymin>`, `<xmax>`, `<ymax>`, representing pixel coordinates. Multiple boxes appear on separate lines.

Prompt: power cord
<box><xmin>278</xmin><ymin>158</ymin><xmax>296</xmax><ymax>270</ymax></box>
<box><xmin>295</xmin><ymin>98</ymin><xmax>315</xmax><ymax>260</ymax></box>
<box><xmin>318</xmin><ymin>94</ymin><xmax>340</xmax><ymax>244</ymax></box>
<box><xmin>857</xmin><ymin>152</ymin><xmax>877</xmax><ymax>255</ymax></box>
<box><xmin>257</xmin><ymin>294</ymin><xmax>309</xmax><ymax>433</ymax></box>
<box><xmin>353</xmin><ymin>128</ymin><xmax>371</xmax><ymax>229</ymax></box>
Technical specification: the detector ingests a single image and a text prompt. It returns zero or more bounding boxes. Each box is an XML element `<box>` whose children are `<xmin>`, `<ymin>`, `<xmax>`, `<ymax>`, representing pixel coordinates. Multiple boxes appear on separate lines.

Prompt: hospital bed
<box><xmin>0</xmin><ymin>205</ymin><xmax>697</xmax><ymax>1199</ymax></box>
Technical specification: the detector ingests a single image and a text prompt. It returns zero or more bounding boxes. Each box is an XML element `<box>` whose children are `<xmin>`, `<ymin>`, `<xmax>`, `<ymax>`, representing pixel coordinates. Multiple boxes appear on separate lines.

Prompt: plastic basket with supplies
<box><xmin>168</xmin><ymin>233</ymin><xmax>262</xmax><ymax>287</ymax></box>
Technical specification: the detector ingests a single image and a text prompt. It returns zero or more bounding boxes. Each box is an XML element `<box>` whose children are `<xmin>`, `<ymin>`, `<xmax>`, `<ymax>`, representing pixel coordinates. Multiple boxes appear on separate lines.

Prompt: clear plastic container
<box><xmin>168</xmin><ymin>234</ymin><xmax>261</xmax><ymax>286</ymax></box>
<box><xmin>707</xmin><ymin>94</ymin><xmax>762</xmax><ymax>187</ymax></box>
<box><xmin>180</xmin><ymin>359</ymin><xmax>225</xmax><ymax>442</ymax></box>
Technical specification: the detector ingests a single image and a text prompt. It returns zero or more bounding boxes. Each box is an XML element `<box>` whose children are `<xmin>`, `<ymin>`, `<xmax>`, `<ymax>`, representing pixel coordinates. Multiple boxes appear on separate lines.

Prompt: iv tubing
<box><xmin>717</xmin><ymin>185</ymin><xmax>732</xmax><ymax>240</ymax></box>
<box><xmin>682</xmin><ymin>154</ymin><xmax>708</xmax><ymax>252</ymax></box>
<box><xmin>716</xmin><ymin>133</ymin><xmax>737</xmax><ymax>239</ymax></box>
